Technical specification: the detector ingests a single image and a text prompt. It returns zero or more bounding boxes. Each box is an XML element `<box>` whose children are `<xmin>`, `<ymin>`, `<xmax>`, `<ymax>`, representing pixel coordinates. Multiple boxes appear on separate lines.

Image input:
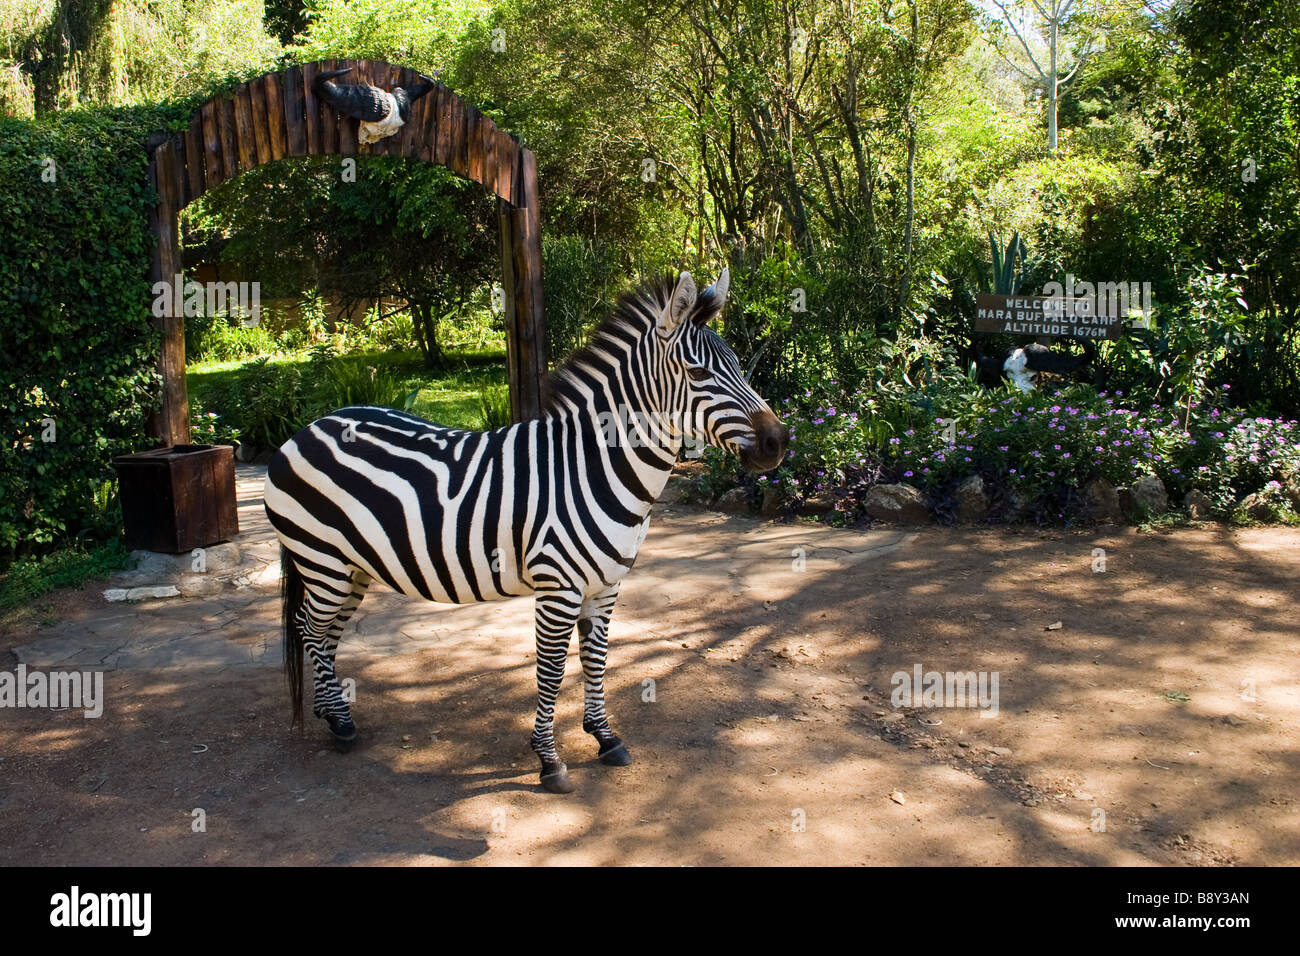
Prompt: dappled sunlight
<box><xmin>2</xmin><ymin>512</ymin><xmax>1298</xmax><ymax>864</ymax></box>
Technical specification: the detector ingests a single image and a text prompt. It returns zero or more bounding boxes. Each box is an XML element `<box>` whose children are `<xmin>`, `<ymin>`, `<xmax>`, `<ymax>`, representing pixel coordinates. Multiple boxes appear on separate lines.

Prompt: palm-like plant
<box><xmin>972</xmin><ymin>231</ymin><xmax>1027</xmax><ymax>295</ymax></box>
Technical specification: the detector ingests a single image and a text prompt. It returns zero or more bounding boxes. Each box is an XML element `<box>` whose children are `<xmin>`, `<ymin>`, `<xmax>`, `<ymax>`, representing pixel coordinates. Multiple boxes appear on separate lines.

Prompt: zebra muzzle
<box><xmin>740</xmin><ymin>410</ymin><xmax>791</xmax><ymax>473</ymax></box>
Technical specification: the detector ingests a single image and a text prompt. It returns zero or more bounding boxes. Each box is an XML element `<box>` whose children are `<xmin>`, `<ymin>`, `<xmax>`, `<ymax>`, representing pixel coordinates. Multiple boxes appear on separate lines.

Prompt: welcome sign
<box><xmin>974</xmin><ymin>287</ymin><xmax>1150</xmax><ymax>340</ymax></box>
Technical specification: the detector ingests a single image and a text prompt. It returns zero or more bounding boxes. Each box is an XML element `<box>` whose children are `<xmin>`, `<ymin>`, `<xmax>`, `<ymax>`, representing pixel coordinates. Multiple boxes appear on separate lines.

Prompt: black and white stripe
<box><xmin>265</xmin><ymin>269</ymin><xmax>789</xmax><ymax>792</ymax></box>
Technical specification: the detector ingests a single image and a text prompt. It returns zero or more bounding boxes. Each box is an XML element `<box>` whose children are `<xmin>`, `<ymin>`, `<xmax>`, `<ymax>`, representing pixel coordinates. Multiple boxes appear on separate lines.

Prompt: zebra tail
<box><xmin>280</xmin><ymin>544</ymin><xmax>305</xmax><ymax>728</ymax></box>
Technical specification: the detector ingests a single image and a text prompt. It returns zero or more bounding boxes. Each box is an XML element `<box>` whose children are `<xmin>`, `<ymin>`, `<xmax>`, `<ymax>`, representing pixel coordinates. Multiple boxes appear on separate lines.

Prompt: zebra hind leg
<box><xmin>300</xmin><ymin>570</ymin><xmax>371</xmax><ymax>752</ymax></box>
<box><xmin>578</xmin><ymin>585</ymin><xmax>632</xmax><ymax>767</ymax></box>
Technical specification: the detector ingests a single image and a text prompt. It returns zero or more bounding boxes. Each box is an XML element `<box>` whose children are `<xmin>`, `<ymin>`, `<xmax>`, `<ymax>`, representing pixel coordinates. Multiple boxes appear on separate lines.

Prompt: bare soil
<box><xmin>1</xmin><ymin>500</ymin><xmax>1296</xmax><ymax>865</ymax></box>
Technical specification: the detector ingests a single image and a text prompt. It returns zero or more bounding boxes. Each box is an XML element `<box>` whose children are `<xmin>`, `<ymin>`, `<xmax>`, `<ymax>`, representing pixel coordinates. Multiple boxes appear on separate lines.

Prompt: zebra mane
<box><xmin>541</xmin><ymin>274</ymin><xmax>671</xmax><ymax>414</ymax></box>
<box><xmin>542</xmin><ymin>272</ymin><xmax>729</xmax><ymax>416</ymax></box>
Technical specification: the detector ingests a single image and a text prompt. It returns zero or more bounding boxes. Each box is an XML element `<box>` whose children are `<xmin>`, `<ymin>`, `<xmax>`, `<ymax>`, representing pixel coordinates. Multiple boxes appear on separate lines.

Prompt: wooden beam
<box><xmin>336</xmin><ymin>60</ymin><xmax>358</xmax><ymax>157</ymax></box>
<box><xmin>466</xmin><ymin>104</ymin><xmax>483</xmax><ymax>184</ymax></box>
<box><xmin>433</xmin><ymin>84</ymin><xmax>451</xmax><ymax>166</ymax></box>
<box><xmin>419</xmin><ymin>83</ymin><xmax>441</xmax><ymax>164</ymax></box>
<box><xmin>301</xmin><ymin>62</ymin><xmax>321</xmax><ymax>155</ymax></box>
<box><xmin>249</xmin><ymin>76</ymin><xmax>272</xmax><ymax>165</ymax></box>
<box><xmin>447</xmin><ymin>93</ymin><xmax>467</xmax><ymax>177</ymax></box>
<box><xmin>200</xmin><ymin>99</ymin><xmax>224</xmax><ymax>189</ymax></box>
<box><xmin>319</xmin><ymin>59</ymin><xmax>339</xmax><ymax>154</ymax></box>
<box><xmin>218</xmin><ymin>95</ymin><xmax>238</xmax><ymax>181</ymax></box>
<box><xmin>284</xmin><ymin>67</ymin><xmax>307</xmax><ymax>157</ymax></box>
<box><xmin>262</xmin><ymin>72</ymin><xmax>289</xmax><ymax>160</ymax></box>
<box><xmin>396</xmin><ymin>66</ymin><xmax>423</xmax><ymax>159</ymax></box>
<box><xmin>233</xmin><ymin>83</ymin><xmax>256</xmax><ymax>174</ymax></box>
<box><xmin>494</xmin><ymin>131</ymin><xmax>517</xmax><ymax>205</ymax></box>
<box><xmin>183</xmin><ymin>112</ymin><xmax>205</xmax><ymax>203</ymax></box>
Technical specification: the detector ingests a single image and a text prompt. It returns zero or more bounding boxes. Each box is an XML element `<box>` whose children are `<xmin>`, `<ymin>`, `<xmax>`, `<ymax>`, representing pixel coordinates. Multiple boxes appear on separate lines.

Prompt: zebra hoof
<box><xmin>598</xmin><ymin>739</ymin><xmax>632</xmax><ymax>767</ymax></box>
<box><xmin>539</xmin><ymin>763</ymin><xmax>575</xmax><ymax>794</ymax></box>
<box><xmin>328</xmin><ymin>717</ymin><xmax>359</xmax><ymax>753</ymax></box>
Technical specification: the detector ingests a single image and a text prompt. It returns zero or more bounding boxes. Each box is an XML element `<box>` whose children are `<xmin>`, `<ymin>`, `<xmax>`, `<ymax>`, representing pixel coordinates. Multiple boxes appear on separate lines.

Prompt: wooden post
<box><xmin>146</xmin><ymin>136</ymin><xmax>189</xmax><ymax>446</ymax></box>
<box><xmin>500</xmin><ymin>147</ymin><xmax>547</xmax><ymax>422</ymax></box>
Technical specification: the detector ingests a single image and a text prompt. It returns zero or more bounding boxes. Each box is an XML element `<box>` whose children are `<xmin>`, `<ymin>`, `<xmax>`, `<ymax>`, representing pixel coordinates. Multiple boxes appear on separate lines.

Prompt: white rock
<box><xmin>124</xmin><ymin>585</ymin><xmax>181</xmax><ymax>601</ymax></box>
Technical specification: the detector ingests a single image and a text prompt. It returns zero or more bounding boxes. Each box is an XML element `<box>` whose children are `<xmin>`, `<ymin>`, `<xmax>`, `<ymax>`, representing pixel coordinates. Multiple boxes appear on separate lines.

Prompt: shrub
<box><xmin>477</xmin><ymin>384</ymin><xmax>512</xmax><ymax>430</ymax></box>
<box><xmin>315</xmin><ymin>352</ymin><xmax>419</xmax><ymax>414</ymax></box>
<box><xmin>0</xmin><ymin>104</ymin><xmax>189</xmax><ymax>560</ymax></box>
<box><xmin>187</xmin><ymin>314</ymin><xmax>279</xmax><ymax>362</ymax></box>
<box><xmin>189</xmin><ymin>398</ymin><xmax>242</xmax><ymax>448</ymax></box>
<box><xmin>196</xmin><ymin>357</ymin><xmax>310</xmax><ymax>450</ymax></box>
<box><xmin>719</xmin><ymin>379</ymin><xmax>1300</xmax><ymax>526</ymax></box>
<box><xmin>542</xmin><ymin>234</ymin><xmax>621</xmax><ymax>361</ymax></box>
<box><xmin>0</xmin><ymin>539</ymin><xmax>132</xmax><ymax>611</ymax></box>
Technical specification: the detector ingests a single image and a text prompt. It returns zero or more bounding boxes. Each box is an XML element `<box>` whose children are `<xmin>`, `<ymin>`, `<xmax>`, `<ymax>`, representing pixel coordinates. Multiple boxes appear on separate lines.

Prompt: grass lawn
<box><xmin>187</xmin><ymin>345</ymin><xmax>510</xmax><ymax>432</ymax></box>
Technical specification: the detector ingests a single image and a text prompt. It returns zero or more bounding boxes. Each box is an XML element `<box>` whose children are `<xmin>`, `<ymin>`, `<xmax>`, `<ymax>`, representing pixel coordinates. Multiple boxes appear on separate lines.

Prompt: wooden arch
<box><xmin>146</xmin><ymin>59</ymin><xmax>547</xmax><ymax>445</ymax></box>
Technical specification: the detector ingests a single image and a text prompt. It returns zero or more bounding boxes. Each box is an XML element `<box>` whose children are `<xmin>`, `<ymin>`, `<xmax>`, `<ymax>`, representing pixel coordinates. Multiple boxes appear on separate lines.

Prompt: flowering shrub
<box><xmin>189</xmin><ymin>400</ymin><xmax>243</xmax><ymax>449</ymax></box>
<box><xmin>703</xmin><ymin>381</ymin><xmax>1300</xmax><ymax>524</ymax></box>
<box><xmin>1236</xmin><ymin>481</ymin><xmax>1300</xmax><ymax>525</ymax></box>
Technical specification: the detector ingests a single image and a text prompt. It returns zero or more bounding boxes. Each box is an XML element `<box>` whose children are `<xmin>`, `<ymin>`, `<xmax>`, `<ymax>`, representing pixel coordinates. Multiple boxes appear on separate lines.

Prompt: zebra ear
<box><xmin>662</xmin><ymin>271</ymin><xmax>697</xmax><ymax>333</ymax></box>
<box><xmin>692</xmin><ymin>267</ymin><xmax>729</xmax><ymax>325</ymax></box>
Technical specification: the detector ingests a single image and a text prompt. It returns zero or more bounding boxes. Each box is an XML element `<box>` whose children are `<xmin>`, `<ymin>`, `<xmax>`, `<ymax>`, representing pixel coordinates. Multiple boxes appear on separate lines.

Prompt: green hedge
<box><xmin>0</xmin><ymin>104</ymin><xmax>189</xmax><ymax>560</ymax></box>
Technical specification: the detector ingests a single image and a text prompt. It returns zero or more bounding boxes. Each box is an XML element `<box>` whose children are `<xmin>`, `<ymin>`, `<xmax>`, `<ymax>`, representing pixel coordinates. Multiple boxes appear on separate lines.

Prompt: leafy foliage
<box><xmin>0</xmin><ymin>104</ymin><xmax>190</xmax><ymax>560</ymax></box>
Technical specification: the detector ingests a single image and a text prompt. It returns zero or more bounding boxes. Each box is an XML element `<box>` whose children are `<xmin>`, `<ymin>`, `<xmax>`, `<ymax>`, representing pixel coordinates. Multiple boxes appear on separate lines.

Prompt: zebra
<box><xmin>264</xmin><ymin>268</ymin><xmax>789</xmax><ymax>793</ymax></box>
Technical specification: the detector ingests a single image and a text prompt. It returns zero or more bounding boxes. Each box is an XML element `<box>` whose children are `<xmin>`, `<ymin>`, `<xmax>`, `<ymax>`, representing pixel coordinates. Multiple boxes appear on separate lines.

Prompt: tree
<box><xmin>984</xmin><ymin>0</ymin><xmax>1102</xmax><ymax>152</ymax></box>
<box><xmin>0</xmin><ymin>0</ymin><xmax>281</xmax><ymax>117</ymax></box>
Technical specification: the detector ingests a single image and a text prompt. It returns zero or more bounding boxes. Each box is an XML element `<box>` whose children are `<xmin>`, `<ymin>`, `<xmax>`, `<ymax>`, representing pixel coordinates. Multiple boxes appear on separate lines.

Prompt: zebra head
<box><xmin>656</xmin><ymin>269</ymin><xmax>789</xmax><ymax>473</ymax></box>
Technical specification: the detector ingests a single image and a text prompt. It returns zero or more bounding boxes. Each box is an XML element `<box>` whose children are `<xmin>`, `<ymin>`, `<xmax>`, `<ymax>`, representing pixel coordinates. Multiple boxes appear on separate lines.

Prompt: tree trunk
<box><xmin>1048</xmin><ymin>16</ymin><xmax>1059</xmax><ymax>153</ymax></box>
<box><xmin>411</xmin><ymin>302</ymin><xmax>443</xmax><ymax>370</ymax></box>
<box><xmin>896</xmin><ymin>1</ymin><xmax>921</xmax><ymax>316</ymax></box>
<box><xmin>898</xmin><ymin>125</ymin><xmax>917</xmax><ymax>315</ymax></box>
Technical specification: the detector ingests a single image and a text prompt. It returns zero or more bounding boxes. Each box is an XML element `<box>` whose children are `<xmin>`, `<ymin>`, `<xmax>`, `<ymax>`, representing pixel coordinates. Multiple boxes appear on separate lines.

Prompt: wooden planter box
<box><xmin>113</xmin><ymin>444</ymin><xmax>239</xmax><ymax>553</ymax></box>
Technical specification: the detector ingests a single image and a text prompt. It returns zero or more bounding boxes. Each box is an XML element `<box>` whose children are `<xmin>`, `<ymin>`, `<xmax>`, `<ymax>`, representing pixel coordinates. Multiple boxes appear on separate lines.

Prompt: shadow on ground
<box><xmin>0</xmin><ymin>471</ymin><xmax>1295</xmax><ymax>865</ymax></box>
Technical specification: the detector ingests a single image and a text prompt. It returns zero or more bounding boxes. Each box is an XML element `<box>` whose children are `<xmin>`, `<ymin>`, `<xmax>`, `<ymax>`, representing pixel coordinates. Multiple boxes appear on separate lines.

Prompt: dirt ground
<box><xmin>1</xmin><ymin>471</ymin><xmax>1296</xmax><ymax>866</ymax></box>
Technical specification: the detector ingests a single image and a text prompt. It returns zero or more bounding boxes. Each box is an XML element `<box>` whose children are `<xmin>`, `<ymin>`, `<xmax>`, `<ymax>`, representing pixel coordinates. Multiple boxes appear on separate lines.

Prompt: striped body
<box><xmin>265</xmin><ymin>405</ymin><xmax>670</xmax><ymax>605</ymax></box>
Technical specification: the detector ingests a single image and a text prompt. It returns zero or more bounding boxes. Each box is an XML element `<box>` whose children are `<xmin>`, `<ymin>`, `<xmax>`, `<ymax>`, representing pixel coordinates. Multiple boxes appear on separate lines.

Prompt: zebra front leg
<box><xmin>530</xmin><ymin>590</ymin><xmax>583</xmax><ymax>793</ymax></box>
<box><xmin>578</xmin><ymin>584</ymin><xmax>632</xmax><ymax>767</ymax></box>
